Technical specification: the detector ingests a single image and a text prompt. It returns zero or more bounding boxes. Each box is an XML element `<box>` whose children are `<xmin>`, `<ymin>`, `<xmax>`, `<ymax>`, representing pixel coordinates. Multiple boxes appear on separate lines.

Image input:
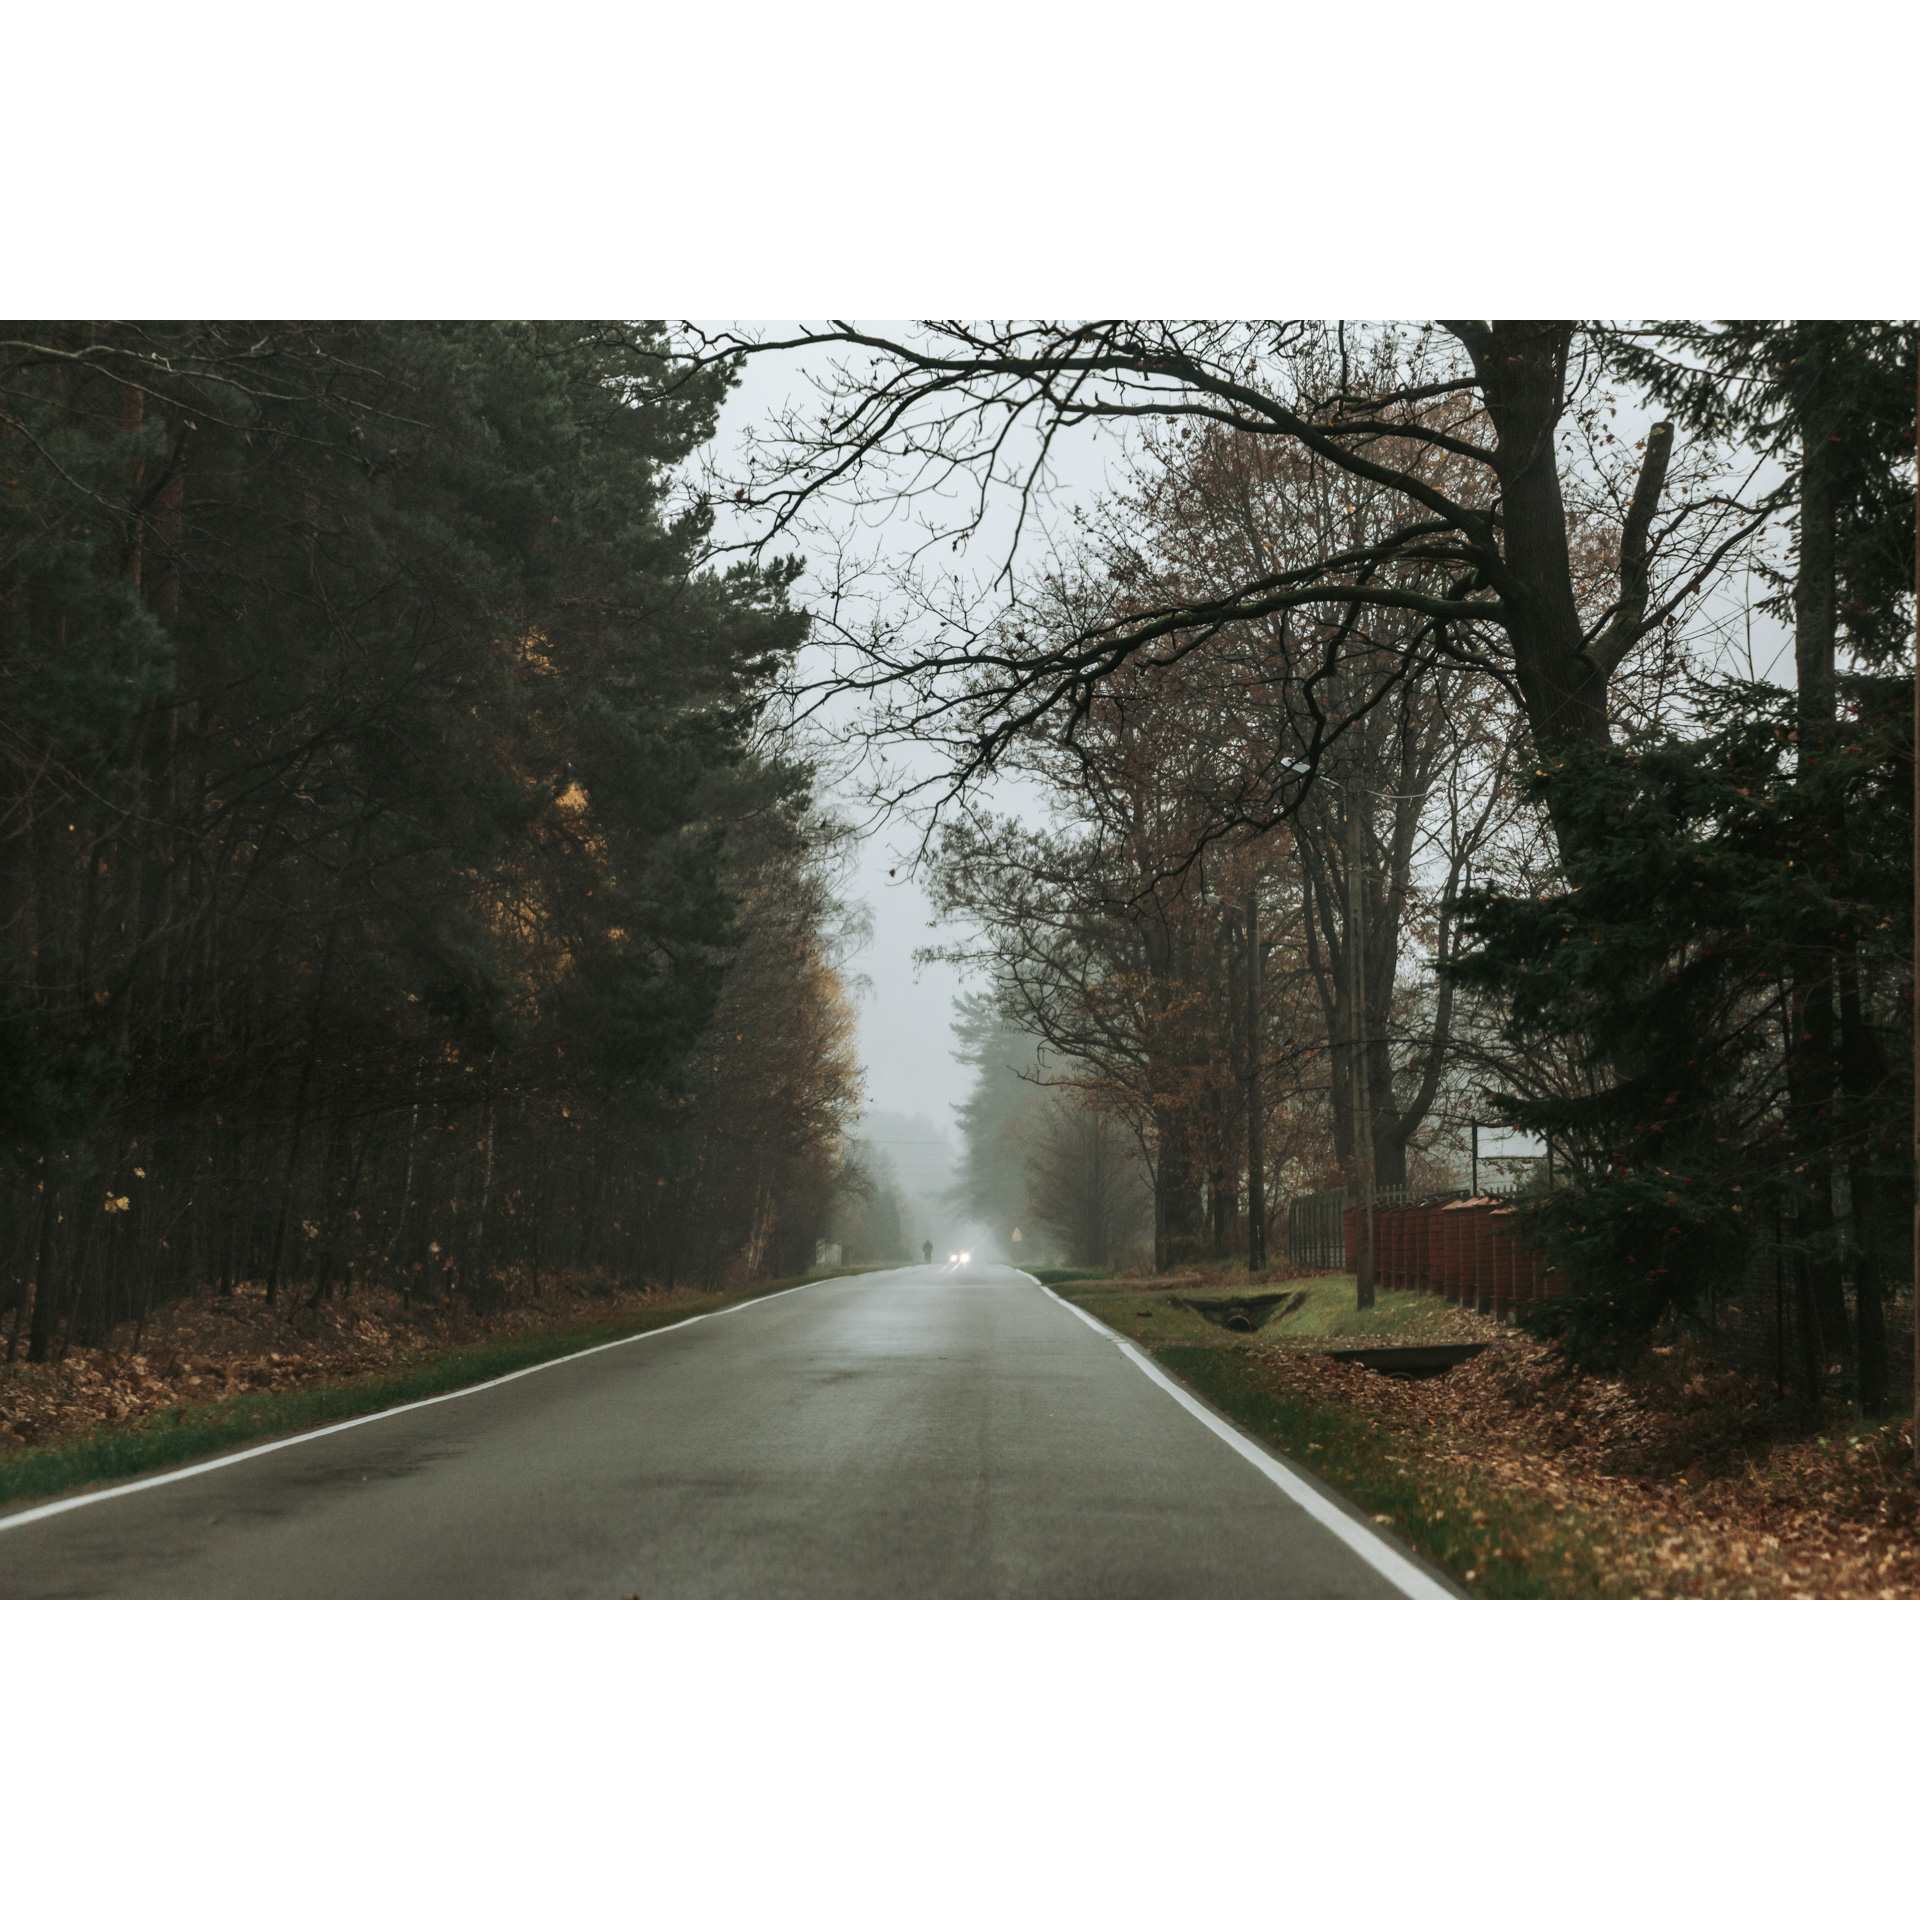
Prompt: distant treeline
<box><xmin>1</xmin><ymin>321</ymin><xmax>860</xmax><ymax>1361</ymax></box>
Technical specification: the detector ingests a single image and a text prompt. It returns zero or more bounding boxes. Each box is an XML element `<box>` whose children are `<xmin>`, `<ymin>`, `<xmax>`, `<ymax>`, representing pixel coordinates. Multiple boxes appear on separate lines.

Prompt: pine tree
<box><xmin>1449</xmin><ymin>674</ymin><xmax>1912</xmax><ymax>1388</ymax></box>
<box><xmin>1</xmin><ymin>322</ymin><xmax>846</xmax><ymax>1356</ymax></box>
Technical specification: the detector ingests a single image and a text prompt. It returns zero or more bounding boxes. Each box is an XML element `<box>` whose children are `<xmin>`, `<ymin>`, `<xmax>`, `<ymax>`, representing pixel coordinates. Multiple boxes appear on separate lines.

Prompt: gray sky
<box><xmin>706</xmin><ymin>333</ymin><xmax>972</xmax><ymax>1129</ymax></box>
<box><xmin>705</xmin><ymin>329</ymin><xmax>1132</xmax><ymax>1136</ymax></box>
<box><xmin>847</xmin><ymin>835</ymin><xmax>969</xmax><ymax>1127</ymax></box>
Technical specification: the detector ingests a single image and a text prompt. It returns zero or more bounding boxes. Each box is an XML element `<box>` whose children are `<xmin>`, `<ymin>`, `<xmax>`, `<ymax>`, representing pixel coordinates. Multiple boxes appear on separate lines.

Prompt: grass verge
<box><xmin>1141</xmin><ymin>1346</ymin><xmax>1617</xmax><ymax>1599</ymax></box>
<box><xmin>1054</xmin><ymin>1267</ymin><xmax>1507</xmax><ymax>1353</ymax></box>
<box><xmin>1066</xmin><ymin>1275</ymin><xmax>1920</xmax><ymax>1598</ymax></box>
<box><xmin>0</xmin><ymin>1268</ymin><xmax>842</xmax><ymax>1517</ymax></box>
<box><xmin>1047</xmin><ymin>1272</ymin><xmax>1577</xmax><ymax>1594</ymax></box>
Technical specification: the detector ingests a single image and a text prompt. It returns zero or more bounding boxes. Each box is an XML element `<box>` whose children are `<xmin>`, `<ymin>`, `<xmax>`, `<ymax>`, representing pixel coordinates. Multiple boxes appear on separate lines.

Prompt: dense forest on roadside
<box><xmin>1</xmin><ymin>321</ymin><xmax>867</xmax><ymax>1365</ymax></box>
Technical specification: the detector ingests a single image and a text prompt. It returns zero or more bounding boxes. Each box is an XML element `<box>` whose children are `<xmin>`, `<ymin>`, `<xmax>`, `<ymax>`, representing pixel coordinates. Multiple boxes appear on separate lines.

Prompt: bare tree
<box><xmin>692</xmin><ymin>320</ymin><xmax>1780</xmax><ymax>854</ymax></box>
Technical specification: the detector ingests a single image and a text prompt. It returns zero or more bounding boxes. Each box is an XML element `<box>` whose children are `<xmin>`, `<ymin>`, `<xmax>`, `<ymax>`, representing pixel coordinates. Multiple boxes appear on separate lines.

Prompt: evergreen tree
<box><xmin>1</xmin><ymin>323</ymin><xmax>852</xmax><ymax>1356</ymax></box>
<box><xmin>1449</xmin><ymin>674</ymin><xmax>1912</xmax><ymax>1394</ymax></box>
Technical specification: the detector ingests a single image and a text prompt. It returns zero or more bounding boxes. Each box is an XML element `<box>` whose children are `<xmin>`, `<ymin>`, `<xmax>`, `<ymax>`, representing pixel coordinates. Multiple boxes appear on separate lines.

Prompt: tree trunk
<box><xmin>1454</xmin><ymin>323</ymin><xmax>1611</xmax><ymax>769</ymax></box>
<box><xmin>266</xmin><ymin>919</ymin><xmax>341</xmax><ymax>1308</ymax></box>
<box><xmin>1839</xmin><ymin>961</ymin><xmax>1891</xmax><ymax>1415</ymax></box>
<box><xmin>1245</xmin><ymin>883</ymin><xmax>1265</xmax><ymax>1272</ymax></box>
<box><xmin>1786</xmin><ymin>378</ymin><xmax>1851</xmax><ymax>1360</ymax></box>
<box><xmin>1155</xmin><ymin>1102</ymin><xmax>1205</xmax><ymax>1271</ymax></box>
<box><xmin>1786</xmin><ymin>975</ymin><xmax>1849</xmax><ymax>1353</ymax></box>
<box><xmin>1795</xmin><ymin>1242</ymin><xmax>1827</xmax><ymax>1406</ymax></box>
<box><xmin>24</xmin><ymin>1168</ymin><xmax>59</xmax><ymax>1364</ymax></box>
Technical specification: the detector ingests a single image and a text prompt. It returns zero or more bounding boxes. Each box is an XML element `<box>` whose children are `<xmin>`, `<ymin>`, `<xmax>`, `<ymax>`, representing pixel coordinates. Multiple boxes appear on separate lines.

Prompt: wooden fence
<box><xmin>1287</xmin><ymin>1190</ymin><xmax>1563</xmax><ymax>1320</ymax></box>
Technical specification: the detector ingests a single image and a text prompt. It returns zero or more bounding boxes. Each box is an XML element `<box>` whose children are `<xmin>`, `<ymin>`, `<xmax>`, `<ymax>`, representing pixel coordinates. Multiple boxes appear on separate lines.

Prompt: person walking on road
<box><xmin>921</xmin><ymin>1240</ymin><xmax>933</xmax><ymax>1265</ymax></box>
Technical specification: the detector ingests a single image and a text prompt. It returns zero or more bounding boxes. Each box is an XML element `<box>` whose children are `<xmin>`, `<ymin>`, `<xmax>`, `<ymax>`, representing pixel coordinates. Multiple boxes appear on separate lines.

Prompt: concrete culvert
<box><xmin>1174</xmin><ymin>1292</ymin><xmax>1304</xmax><ymax>1333</ymax></box>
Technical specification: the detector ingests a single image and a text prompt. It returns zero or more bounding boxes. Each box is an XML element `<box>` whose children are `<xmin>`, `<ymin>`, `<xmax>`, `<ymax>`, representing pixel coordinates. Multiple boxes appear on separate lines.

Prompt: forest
<box><xmin>0</xmin><ymin>322</ymin><xmax>870</xmax><ymax>1369</ymax></box>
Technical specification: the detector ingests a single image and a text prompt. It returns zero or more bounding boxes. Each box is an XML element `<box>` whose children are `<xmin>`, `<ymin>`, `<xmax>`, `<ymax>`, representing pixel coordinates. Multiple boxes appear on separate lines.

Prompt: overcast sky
<box><xmin>705</xmin><ymin>330</ymin><xmax>1137</xmax><ymax>1136</ymax></box>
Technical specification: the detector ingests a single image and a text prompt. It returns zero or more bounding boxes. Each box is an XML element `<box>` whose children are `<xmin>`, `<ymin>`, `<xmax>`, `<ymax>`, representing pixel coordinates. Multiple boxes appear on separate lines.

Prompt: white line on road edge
<box><xmin>0</xmin><ymin>1273</ymin><xmax>847</xmax><ymax>1536</ymax></box>
<box><xmin>1030</xmin><ymin>1278</ymin><xmax>1455</xmax><ymax>1601</ymax></box>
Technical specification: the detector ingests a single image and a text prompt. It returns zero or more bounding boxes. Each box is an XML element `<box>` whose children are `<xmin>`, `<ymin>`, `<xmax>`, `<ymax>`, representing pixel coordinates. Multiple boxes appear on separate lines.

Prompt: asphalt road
<box><xmin>0</xmin><ymin>1263</ymin><xmax>1449</xmax><ymax>1599</ymax></box>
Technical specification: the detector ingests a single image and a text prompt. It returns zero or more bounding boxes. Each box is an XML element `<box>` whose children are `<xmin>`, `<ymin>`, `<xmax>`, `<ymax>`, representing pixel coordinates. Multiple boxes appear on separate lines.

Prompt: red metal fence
<box><xmin>1326</xmin><ymin>1194</ymin><xmax>1562</xmax><ymax>1320</ymax></box>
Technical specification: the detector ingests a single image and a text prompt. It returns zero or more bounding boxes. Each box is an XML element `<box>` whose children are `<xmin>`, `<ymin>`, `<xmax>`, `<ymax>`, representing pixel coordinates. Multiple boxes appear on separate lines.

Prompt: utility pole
<box><xmin>1346</xmin><ymin>794</ymin><xmax>1375</xmax><ymax>1310</ymax></box>
<box><xmin>1911</xmin><ymin>374</ymin><xmax>1917</xmax><ymax>1469</ymax></box>
<box><xmin>1246</xmin><ymin>878</ymin><xmax>1265</xmax><ymax>1273</ymax></box>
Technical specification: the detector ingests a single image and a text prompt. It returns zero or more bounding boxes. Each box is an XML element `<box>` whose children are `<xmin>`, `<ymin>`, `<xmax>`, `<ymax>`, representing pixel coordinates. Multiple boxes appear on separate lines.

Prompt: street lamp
<box><xmin>1343</xmin><ymin>785</ymin><xmax>1376</xmax><ymax>1311</ymax></box>
<box><xmin>1279</xmin><ymin>755</ymin><xmax>1433</xmax><ymax>1313</ymax></box>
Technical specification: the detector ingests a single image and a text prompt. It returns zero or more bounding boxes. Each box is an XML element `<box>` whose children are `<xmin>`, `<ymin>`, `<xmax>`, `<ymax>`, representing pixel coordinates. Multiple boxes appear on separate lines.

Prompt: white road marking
<box><xmin>1029</xmin><ymin>1276</ymin><xmax>1456</xmax><ymax>1601</ymax></box>
<box><xmin>0</xmin><ymin>1275</ymin><xmax>843</xmax><ymax>1536</ymax></box>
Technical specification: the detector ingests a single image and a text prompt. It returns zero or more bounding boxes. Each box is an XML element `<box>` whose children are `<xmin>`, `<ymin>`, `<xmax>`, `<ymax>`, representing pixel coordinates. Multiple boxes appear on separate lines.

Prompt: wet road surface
<box><xmin>0</xmin><ymin>1264</ymin><xmax>1449</xmax><ymax>1598</ymax></box>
